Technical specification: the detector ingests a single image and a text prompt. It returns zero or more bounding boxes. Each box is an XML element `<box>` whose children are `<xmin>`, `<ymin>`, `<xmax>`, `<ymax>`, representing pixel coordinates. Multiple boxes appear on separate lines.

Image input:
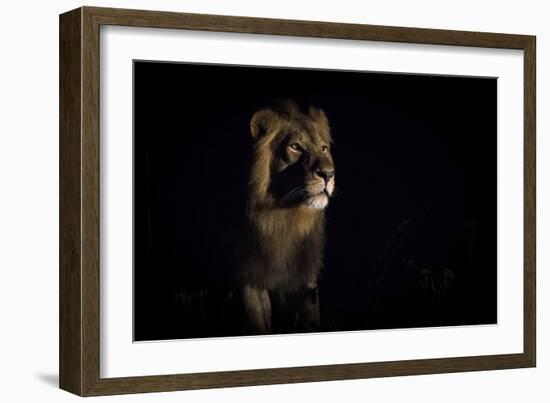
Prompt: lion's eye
<box><xmin>321</xmin><ymin>145</ymin><xmax>328</xmax><ymax>153</ymax></box>
<box><xmin>289</xmin><ymin>143</ymin><xmax>301</xmax><ymax>152</ymax></box>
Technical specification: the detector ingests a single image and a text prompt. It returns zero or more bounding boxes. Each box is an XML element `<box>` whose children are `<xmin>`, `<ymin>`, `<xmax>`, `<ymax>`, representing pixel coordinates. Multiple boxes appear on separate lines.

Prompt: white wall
<box><xmin>0</xmin><ymin>0</ymin><xmax>546</xmax><ymax>401</ymax></box>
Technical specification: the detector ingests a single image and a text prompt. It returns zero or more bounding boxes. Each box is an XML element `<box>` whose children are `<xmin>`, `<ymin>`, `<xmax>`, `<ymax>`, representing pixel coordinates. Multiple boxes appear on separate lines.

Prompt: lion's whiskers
<box><xmin>281</xmin><ymin>187</ymin><xmax>306</xmax><ymax>204</ymax></box>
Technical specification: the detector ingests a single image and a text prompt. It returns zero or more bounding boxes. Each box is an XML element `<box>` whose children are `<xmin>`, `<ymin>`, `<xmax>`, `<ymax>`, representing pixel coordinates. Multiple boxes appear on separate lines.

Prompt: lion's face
<box><xmin>249</xmin><ymin>102</ymin><xmax>335</xmax><ymax>210</ymax></box>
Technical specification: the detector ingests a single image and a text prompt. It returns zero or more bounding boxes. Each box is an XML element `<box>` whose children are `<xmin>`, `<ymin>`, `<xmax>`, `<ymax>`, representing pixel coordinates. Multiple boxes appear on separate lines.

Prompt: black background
<box><xmin>134</xmin><ymin>61</ymin><xmax>497</xmax><ymax>341</ymax></box>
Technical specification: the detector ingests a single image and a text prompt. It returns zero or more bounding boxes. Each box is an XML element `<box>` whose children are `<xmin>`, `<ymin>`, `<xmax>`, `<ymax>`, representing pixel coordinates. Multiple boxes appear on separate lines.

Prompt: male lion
<box><xmin>237</xmin><ymin>100</ymin><xmax>336</xmax><ymax>334</ymax></box>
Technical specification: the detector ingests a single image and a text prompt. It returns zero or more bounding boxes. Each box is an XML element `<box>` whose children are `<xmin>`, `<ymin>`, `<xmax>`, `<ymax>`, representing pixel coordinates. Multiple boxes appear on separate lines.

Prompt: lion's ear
<box><xmin>250</xmin><ymin>109</ymin><xmax>278</xmax><ymax>139</ymax></box>
<box><xmin>308</xmin><ymin>106</ymin><xmax>329</xmax><ymax>129</ymax></box>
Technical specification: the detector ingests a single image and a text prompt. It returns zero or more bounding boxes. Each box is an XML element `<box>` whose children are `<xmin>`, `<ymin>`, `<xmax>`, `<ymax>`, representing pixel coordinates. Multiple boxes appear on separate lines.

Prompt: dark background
<box><xmin>133</xmin><ymin>61</ymin><xmax>497</xmax><ymax>341</ymax></box>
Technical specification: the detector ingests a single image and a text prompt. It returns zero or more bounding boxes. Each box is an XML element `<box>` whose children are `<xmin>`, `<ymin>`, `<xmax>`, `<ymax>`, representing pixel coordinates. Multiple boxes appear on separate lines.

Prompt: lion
<box><xmin>178</xmin><ymin>100</ymin><xmax>335</xmax><ymax>336</ymax></box>
<box><xmin>234</xmin><ymin>100</ymin><xmax>336</xmax><ymax>334</ymax></box>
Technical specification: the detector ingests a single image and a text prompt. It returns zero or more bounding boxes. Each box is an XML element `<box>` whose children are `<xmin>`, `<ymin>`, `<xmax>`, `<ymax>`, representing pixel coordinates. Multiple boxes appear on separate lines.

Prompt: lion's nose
<box><xmin>317</xmin><ymin>169</ymin><xmax>335</xmax><ymax>182</ymax></box>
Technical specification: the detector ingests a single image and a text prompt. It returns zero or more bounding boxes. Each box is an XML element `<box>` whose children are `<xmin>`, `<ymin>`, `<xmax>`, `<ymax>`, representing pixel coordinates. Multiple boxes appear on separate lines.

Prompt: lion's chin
<box><xmin>302</xmin><ymin>193</ymin><xmax>329</xmax><ymax>209</ymax></box>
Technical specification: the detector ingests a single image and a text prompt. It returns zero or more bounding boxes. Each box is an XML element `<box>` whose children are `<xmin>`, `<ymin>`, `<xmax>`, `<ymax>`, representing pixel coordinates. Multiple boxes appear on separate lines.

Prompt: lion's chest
<box><xmin>255</xmin><ymin>232</ymin><xmax>313</xmax><ymax>289</ymax></box>
<box><xmin>242</xmin><ymin>209</ymin><xmax>324</xmax><ymax>290</ymax></box>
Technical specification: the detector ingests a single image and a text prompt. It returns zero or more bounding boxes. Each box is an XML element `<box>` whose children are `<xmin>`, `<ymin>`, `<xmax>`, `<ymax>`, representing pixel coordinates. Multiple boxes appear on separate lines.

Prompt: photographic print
<box><xmin>133</xmin><ymin>61</ymin><xmax>497</xmax><ymax>341</ymax></box>
<box><xmin>60</xmin><ymin>7</ymin><xmax>535</xmax><ymax>395</ymax></box>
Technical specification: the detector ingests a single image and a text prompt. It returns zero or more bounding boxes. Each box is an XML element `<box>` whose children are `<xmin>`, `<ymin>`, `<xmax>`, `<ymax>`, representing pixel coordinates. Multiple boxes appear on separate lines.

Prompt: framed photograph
<box><xmin>59</xmin><ymin>6</ymin><xmax>536</xmax><ymax>396</ymax></box>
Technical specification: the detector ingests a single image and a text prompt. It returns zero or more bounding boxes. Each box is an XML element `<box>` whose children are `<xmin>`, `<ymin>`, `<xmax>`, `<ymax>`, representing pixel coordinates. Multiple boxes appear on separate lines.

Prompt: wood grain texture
<box><xmin>59</xmin><ymin>8</ymin><xmax>82</xmax><ymax>396</ymax></box>
<box><xmin>86</xmin><ymin>354</ymin><xmax>530</xmax><ymax>396</ymax></box>
<box><xmin>59</xmin><ymin>6</ymin><xmax>537</xmax><ymax>396</ymax></box>
<box><xmin>523</xmin><ymin>38</ymin><xmax>536</xmax><ymax>367</ymax></box>
<box><xmin>86</xmin><ymin>6</ymin><xmax>532</xmax><ymax>49</ymax></box>
<box><xmin>80</xmin><ymin>7</ymin><xmax>102</xmax><ymax>395</ymax></box>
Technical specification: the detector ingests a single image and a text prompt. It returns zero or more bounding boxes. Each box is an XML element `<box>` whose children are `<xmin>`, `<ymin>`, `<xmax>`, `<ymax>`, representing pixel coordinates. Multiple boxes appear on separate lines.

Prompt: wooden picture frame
<box><xmin>59</xmin><ymin>6</ymin><xmax>536</xmax><ymax>396</ymax></box>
